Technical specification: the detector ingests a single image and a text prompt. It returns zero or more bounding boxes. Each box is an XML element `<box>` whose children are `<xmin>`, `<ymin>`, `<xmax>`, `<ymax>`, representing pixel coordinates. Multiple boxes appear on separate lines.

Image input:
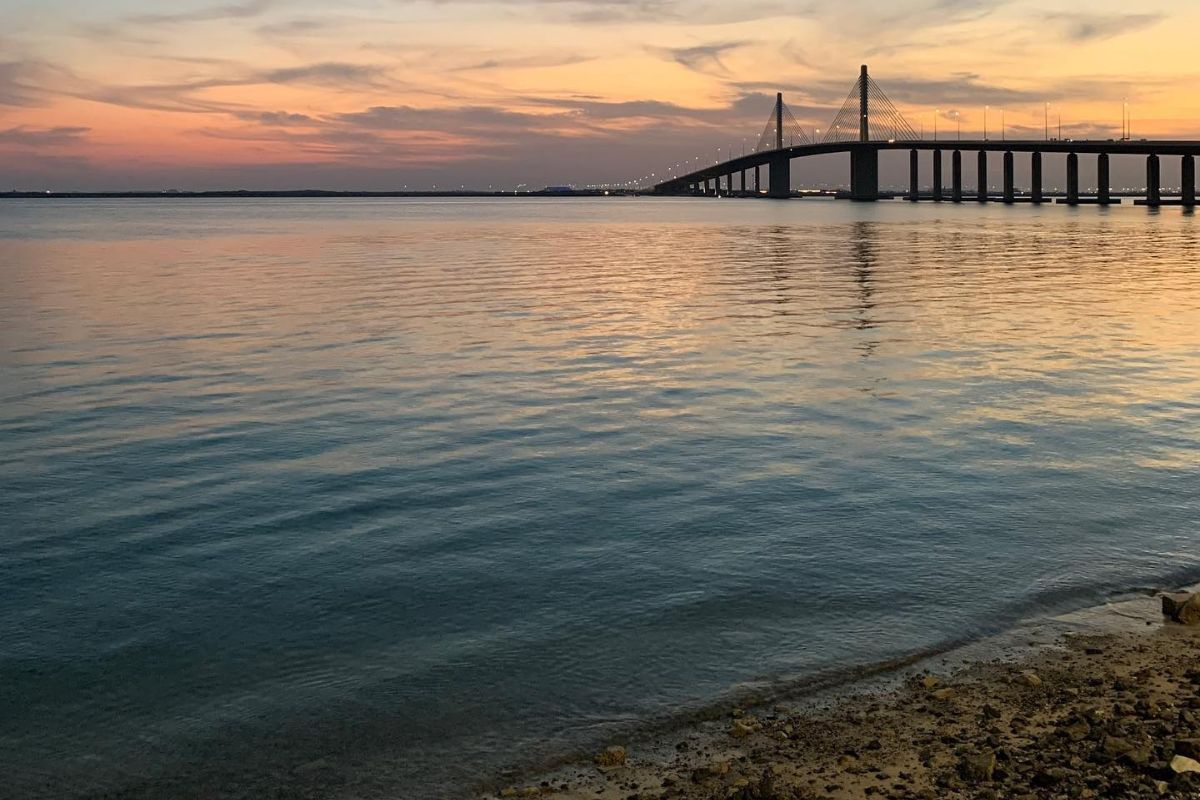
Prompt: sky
<box><xmin>2</xmin><ymin>0</ymin><xmax>1199</xmax><ymax>191</ymax></box>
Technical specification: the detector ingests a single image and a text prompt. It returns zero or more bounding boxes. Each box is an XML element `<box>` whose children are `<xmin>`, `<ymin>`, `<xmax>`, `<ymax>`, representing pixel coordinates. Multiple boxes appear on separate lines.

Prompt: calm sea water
<box><xmin>2</xmin><ymin>198</ymin><xmax>1199</xmax><ymax>799</ymax></box>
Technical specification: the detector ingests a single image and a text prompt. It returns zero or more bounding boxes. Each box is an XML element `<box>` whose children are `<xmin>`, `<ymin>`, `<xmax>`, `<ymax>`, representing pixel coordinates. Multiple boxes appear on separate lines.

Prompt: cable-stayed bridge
<box><xmin>650</xmin><ymin>65</ymin><xmax>1200</xmax><ymax>207</ymax></box>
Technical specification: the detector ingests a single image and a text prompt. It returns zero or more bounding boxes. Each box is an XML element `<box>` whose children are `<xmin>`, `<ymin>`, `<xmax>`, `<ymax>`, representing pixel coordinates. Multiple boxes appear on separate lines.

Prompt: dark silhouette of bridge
<box><xmin>652</xmin><ymin>65</ymin><xmax>1199</xmax><ymax>207</ymax></box>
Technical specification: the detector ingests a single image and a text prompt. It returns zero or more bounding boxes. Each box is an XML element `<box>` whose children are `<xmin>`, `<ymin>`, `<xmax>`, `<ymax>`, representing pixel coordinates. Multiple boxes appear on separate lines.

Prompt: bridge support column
<box><xmin>754</xmin><ymin>166</ymin><xmax>761</xmax><ymax>195</ymax></box>
<box><xmin>706</xmin><ymin>178</ymin><xmax>714</xmax><ymax>196</ymax></box>
<box><xmin>909</xmin><ymin>150</ymin><xmax>919</xmax><ymax>200</ymax></box>
<box><xmin>1031</xmin><ymin>152</ymin><xmax>1043</xmax><ymax>203</ymax></box>
<box><xmin>728</xmin><ymin>174</ymin><xmax>736</xmax><ymax>197</ymax></box>
<box><xmin>932</xmin><ymin>150</ymin><xmax>943</xmax><ymax>201</ymax></box>
<box><xmin>1003</xmin><ymin>151</ymin><xmax>1014</xmax><ymax>203</ymax></box>
<box><xmin>977</xmin><ymin>150</ymin><xmax>988</xmax><ymax>201</ymax></box>
<box><xmin>1066</xmin><ymin>152</ymin><xmax>1080</xmax><ymax>205</ymax></box>
<box><xmin>1146</xmin><ymin>154</ymin><xmax>1161</xmax><ymax>206</ymax></box>
<box><xmin>1097</xmin><ymin>153</ymin><xmax>1111</xmax><ymax>204</ymax></box>
<box><xmin>951</xmin><ymin>150</ymin><xmax>962</xmax><ymax>202</ymax></box>
<box><xmin>768</xmin><ymin>154</ymin><xmax>790</xmax><ymax>199</ymax></box>
<box><xmin>1182</xmin><ymin>156</ymin><xmax>1195</xmax><ymax>208</ymax></box>
<box><xmin>739</xmin><ymin>170</ymin><xmax>746</xmax><ymax>196</ymax></box>
<box><xmin>850</xmin><ymin>146</ymin><xmax>879</xmax><ymax>201</ymax></box>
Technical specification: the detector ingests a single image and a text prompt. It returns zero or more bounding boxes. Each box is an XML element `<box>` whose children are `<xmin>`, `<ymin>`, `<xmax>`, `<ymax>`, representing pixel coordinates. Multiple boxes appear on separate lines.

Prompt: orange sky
<box><xmin>2</xmin><ymin>0</ymin><xmax>1199</xmax><ymax>190</ymax></box>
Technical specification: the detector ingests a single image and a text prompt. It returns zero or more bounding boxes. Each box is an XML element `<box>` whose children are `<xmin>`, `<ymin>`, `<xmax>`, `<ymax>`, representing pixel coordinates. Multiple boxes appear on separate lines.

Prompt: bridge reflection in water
<box><xmin>652</xmin><ymin>65</ymin><xmax>1200</xmax><ymax>208</ymax></box>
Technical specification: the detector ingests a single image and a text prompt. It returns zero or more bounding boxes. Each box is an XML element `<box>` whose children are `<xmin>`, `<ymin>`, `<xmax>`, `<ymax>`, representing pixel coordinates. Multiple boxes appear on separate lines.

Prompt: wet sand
<box><xmin>485</xmin><ymin>588</ymin><xmax>1200</xmax><ymax>799</ymax></box>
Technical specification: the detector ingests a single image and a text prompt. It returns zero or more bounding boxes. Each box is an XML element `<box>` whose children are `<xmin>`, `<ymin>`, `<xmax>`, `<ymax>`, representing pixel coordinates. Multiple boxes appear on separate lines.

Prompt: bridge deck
<box><xmin>656</xmin><ymin>140</ymin><xmax>1200</xmax><ymax>193</ymax></box>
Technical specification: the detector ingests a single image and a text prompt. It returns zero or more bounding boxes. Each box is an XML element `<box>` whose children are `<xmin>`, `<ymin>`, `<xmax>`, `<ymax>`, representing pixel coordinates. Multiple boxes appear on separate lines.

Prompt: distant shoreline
<box><xmin>2</xmin><ymin>189</ymin><xmax>1182</xmax><ymax>201</ymax></box>
<box><xmin>0</xmin><ymin>190</ymin><xmax>626</xmax><ymax>199</ymax></box>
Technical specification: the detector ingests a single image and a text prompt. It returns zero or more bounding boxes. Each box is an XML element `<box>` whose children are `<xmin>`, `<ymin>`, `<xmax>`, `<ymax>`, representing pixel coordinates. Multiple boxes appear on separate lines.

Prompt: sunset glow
<box><xmin>3</xmin><ymin>0</ymin><xmax>1199</xmax><ymax>190</ymax></box>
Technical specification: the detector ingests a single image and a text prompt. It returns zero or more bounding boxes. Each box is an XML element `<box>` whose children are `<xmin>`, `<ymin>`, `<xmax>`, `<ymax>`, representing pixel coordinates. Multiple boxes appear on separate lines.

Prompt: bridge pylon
<box><xmin>860</xmin><ymin>65</ymin><xmax>869</xmax><ymax>142</ymax></box>
<box><xmin>775</xmin><ymin>93</ymin><xmax>784</xmax><ymax>151</ymax></box>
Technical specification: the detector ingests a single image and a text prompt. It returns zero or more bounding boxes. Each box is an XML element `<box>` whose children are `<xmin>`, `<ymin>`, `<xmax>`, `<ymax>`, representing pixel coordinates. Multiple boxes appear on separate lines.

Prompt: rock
<box><xmin>959</xmin><ymin>750</ymin><xmax>997</xmax><ymax>783</ymax></box>
<box><xmin>921</xmin><ymin>675</ymin><xmax>942</xmax><ymax>690</ymax></box>
<box><xmin>1171</xmin><ymin>755</ymin><xmax>1200</xmax><ymax>774</ymax></box>
<box><xmin>1176</xmin><ymin>739</ymin><xmax>1200</xmax><ymax>760</ymax></box>
<box><xmin>499</xmin><ymin>789</ymin><xmax>518</xmax><ymax>798</ymax></box>
<box><xmin>1017</xmin><ymin>670</ymin><xmax>1043</xmax><ymax>688</ymax></box>
<box><xmin>1033</xmin><ymin>767</ymin><xmax>1071</xmax><ymax>787</ymax></box>
<box><xmin>1102</xmin><ymin>736</ymin><xmax>1136</xmax><ymax>758</ymax></box>
<box><xmin>729</xmin><ymin>719</ymin><xmax>757</xmax><ymax>739</ymax></box>
<box><xmin>594</xmin><ymin>745</ymin><xmax>627</xmax><ymax>767</ymax></box>
<box><xmin>1064</xmin><ymin>719</ymin><xmax>1091</xmax><ymax>742</ymax></box>
<box><xmin>725</xmin><ymin>767</ymin><xmax>793</xmax><ymax>800</ymax></box>
<box><xmin>1119</xmin><ymin>747</ymin><xmax>1152</xmax><ymax>767</ymax></box>
<box><xmin>931</xmin><ymin>688</ymin><xmax>956</xmax><ymax>701</ymax></box>
<box><xmin>1162</xmin><ymin>593</ymin><xmax>1200</xmax><ymax>625</ymax></box>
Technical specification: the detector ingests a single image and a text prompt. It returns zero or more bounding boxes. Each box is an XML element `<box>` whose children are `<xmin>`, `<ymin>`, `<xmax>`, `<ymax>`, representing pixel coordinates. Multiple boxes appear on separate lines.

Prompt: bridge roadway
<box><xmin>653</xmin><ymin>139</ymin><xmax>1200</xmax><ymax>206</ymax></box>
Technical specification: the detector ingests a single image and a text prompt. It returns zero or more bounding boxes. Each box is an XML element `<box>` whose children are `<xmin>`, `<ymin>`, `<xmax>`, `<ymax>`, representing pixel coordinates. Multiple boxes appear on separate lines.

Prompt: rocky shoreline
<box><xmin>486</xmin><ymin>590</ymin><xmax>1200</xmax><ymax>799</ymax></box>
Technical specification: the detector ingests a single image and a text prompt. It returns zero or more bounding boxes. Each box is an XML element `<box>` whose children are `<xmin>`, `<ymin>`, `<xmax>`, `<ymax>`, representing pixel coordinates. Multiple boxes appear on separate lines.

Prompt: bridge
<box><xmin>651</xmin><ymin>66</ymin><xmax>1200</xmax><ymax>207</ymax></box>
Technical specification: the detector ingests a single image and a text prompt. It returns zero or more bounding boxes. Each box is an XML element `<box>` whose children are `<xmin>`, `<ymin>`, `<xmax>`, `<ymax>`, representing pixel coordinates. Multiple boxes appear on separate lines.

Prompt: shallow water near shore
<box><xmin>2</xmin><ymin>197</ymin><xmax>1199</xmax><ymax>799</ymax></box>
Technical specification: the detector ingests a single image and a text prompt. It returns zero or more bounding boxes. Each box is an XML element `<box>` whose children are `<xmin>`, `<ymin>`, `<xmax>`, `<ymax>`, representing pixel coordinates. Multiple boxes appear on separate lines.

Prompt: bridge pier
<box><xmin>1183</xmin><ymin>156</ymin><xmax>1196</xmax><ymax>208</ymax></box>
<box><xmin>1066</xmin><ymin>152</ymin><xmax>1080</xmax><ymax>205</ymax></box>
<box><xmin>932</xmin><ymin>150</ymin><xmax>943</xmax><ymax>201</ymax></box>
<box><xmin>1097</xmin><ymin>153</ymin><xmax>1111</xmax><ymax>204</ymax></box>
<box><xmin>951</xmin><ymin>150</ymin><xmax>963</xmax><ymax>202</ymax></box>
<box><xmin>768</xmin><ymin>154</ymin><xmax>790</xmax><ymax>199</ymax></box>
<box><xmin>754</xmin><ymin>166</ymin><xmax>761</xmax><ymax>195</ymax></box>
<box><xmin>728</xmin><ymin>174</ymin><xmax>736</xmax><ymax>197</ymax></box>
<box><xmin>909</xmin><ymin>150</ymin><xmax>919</xmax><ymax>201</ymax></box>
<box><xmin>1146</xmin><ymin>154</ymin><xmax>1161</xmax><ymax>206</ymax></box>
<box><xmin>977</xmin><ymin>151</ymin><xmax>988</xmax><ymax>201</ymax></box>
<box><xmin>739</xmin><ymin>170</ymin><xmax>746</xmax><ymax>196</ymax></box>
<box><xmin>850</xmin><ymin>146</ymin><xmax>879</xmax><ymax>201</ymax></box>
<box><xmin>1003</xmin><ymin>151</ymin><xmax>1014</xmax><ymax>203</ymax></box>
<box><xmin>1031</xmin><ymin>152</ymin><xmax>1043</xmax><ymax>203</ymax></box>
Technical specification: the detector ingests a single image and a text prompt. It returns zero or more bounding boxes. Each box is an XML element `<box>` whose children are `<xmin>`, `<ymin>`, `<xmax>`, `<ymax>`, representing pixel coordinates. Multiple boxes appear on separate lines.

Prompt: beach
<box><xmin>490</xmin><ymin>589</ymin><xmax>1200</xmax><ymax>799</ymax></box>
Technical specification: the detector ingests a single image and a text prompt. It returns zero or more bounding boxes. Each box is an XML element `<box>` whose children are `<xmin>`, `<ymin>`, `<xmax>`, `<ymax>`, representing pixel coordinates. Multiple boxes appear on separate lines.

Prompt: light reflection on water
<box><xmin>1</xmin><ymin>198</ymin><xmax>1199</xmax><ymax>799</ymax></box>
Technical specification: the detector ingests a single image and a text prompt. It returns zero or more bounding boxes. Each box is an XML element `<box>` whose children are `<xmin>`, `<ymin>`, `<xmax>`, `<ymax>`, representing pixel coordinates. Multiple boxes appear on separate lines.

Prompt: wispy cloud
<box><xmin>129</xmin><ymin>0</ymin><xmax>275</xmax><ymax>26</ymax></box>
<box><xmin>1042</xmin><ymin>12</ymin><xmax>1164</xmax><ymax>43</ymax></box>
<box><xmin>652</xmin><ymin>41</ymin><xmax>748</xmax><ymax>76</ymax></box>
<box><xmin>0</xmin><ymin>126</ymin><xmax>91</xmax><ymax>147</ymax></box>
<box><xmin>450</xmin><ymin>53</ymin><xmax>596</xmax><ymax>72</ymax></box>
<box><xmin>68</xmin><ymin>61</ymin><xmax>399</xmax><ymax>114</ymax></box>
<box><xmin>0</xmin><ymin>62</ymin><xmax>39</xmax><ymax>107</ymax></box>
